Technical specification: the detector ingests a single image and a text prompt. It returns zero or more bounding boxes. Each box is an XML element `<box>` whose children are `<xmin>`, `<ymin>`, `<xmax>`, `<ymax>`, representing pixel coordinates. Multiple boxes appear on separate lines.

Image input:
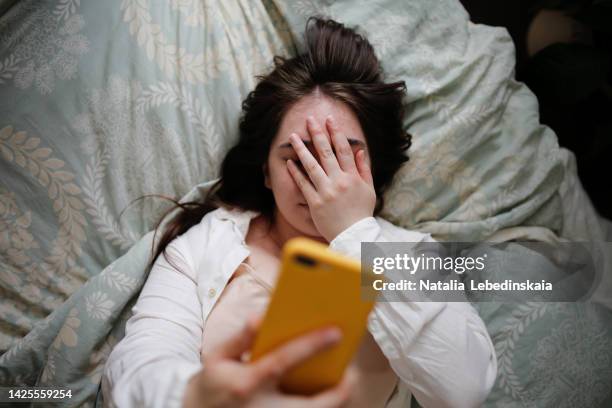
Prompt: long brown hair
<box><xmin>150</xmin><ymin>16</ymin><xmax>412</xmax><ymax>267</ymax></box>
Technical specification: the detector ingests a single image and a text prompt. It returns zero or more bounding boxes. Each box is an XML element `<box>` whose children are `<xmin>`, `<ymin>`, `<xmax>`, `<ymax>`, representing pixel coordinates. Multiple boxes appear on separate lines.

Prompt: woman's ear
<box><xmin>263</xmin><ymin>163</ymin><xmax>271</xmax><ymax>189</ymax></box>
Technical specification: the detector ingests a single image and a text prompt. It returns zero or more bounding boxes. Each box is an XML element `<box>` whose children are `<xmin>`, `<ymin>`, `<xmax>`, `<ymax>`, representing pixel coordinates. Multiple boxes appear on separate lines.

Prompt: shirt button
<box><xmin>208</xmin><ymin>288</ymin><xmax>217</xmax><ymax>298</ymax></box>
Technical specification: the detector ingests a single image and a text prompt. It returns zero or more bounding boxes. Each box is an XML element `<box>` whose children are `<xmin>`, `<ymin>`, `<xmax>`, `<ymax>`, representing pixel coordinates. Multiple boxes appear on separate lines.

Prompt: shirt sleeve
<box><xmin>102</xmin><ymin>240</ymin><xmax>203</xmax><ymax>408</ymax></box>
<box><xmin>329</xmin><ymin>217</ymin><xmax>498</xmax><ymax>408</ymax></box>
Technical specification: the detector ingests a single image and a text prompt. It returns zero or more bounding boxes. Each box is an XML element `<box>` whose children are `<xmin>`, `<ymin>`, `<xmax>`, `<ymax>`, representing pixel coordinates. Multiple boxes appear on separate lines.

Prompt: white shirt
<box><xmin>103</xmin><ymin>206</ymin><xmax>497</xmax><ymax>408</ymax></box>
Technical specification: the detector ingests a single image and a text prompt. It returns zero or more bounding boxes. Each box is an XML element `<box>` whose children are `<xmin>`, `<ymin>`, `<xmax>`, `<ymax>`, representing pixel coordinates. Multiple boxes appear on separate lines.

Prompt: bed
<box><xmin>1</xmin><ymin>0</ymin><xmax>611</xmax><ymax>406</ymax></box>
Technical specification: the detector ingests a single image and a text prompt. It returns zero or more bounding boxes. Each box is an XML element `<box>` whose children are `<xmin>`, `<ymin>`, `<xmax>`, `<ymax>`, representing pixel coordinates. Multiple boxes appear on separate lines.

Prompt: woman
<box><xmin>103</xmin><ymin>17</ymin><xmax>497</xmax><ymax>408</ymax></box>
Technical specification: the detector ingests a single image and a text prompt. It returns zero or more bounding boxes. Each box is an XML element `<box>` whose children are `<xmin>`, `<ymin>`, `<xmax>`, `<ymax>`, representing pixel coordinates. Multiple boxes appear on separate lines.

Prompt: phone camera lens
<box><xmin>295</xmin><ymin>255</ymin><xmax>317</xmax><ymax>267</ymax></box>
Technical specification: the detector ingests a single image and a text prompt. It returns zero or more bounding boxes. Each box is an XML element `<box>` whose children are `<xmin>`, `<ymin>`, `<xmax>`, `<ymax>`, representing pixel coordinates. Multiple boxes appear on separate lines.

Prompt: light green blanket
<box><xmin>1</xmin><ymin>0</ymin><xmax>611</xmax><ymax>406</ymax></box>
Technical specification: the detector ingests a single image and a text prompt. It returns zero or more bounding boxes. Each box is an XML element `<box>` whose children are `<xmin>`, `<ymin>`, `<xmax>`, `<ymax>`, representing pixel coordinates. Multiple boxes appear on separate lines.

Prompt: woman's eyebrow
<box><xmin>278</xmin><ymin>138</ymin><xmax>365</xmax><ymax>148</ymax></box>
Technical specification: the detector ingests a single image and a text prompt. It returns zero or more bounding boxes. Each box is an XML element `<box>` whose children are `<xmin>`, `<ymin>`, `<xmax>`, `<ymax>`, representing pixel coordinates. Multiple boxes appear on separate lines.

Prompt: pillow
<box><xmin>1</xmin><ymin>1</ymin><xmax>610</xmax><ymax>406</ymax></box>
<box><xmin>0</xmin><ymin>0</ymin><xmax>293</xmax><ymax>349</ymax></box>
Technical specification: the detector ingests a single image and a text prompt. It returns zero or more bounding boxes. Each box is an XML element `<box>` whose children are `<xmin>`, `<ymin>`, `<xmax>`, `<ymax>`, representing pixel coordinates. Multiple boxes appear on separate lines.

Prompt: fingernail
<box><xmin>324</xmin><ymin>328</ymin><xmax>342</xmax><ymax>343</ymax></box>
<box><xmin>307</xmin><ymin>115</ymin><xmax>315</xmax><ymax>124</ymax></box>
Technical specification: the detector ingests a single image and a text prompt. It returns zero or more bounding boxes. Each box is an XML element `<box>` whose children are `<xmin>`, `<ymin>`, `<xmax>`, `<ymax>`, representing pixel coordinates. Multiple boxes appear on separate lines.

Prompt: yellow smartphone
<box><xmin>249</xmin><ymin>237</ymin><xmax>376</xmax><ymax>395</ymax></box>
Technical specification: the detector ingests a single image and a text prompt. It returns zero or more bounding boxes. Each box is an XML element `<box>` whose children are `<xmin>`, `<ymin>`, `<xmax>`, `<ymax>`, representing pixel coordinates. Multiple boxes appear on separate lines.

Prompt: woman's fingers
<box><xmin>205</xmin><ymin>324</ymin><xmax>350</xmax><ymax>407</ymax></box>
<box><xmin>289</xmin><ymin>133</ymin><xmax>328</xmax><ymax>190</ymax></box>
<box><xmin>281</xmin><ymin>365</ymin><xmax>356</xmax><ymax>408</ymax></box>
<box><xmin>307</xmin><ymin>116</ymin><xmax>341</xmax><ymax>176</ymax></box>
<box><xmin>355</xmin><ymin>149</ymin><xmax>374</xmax><ymax>186</ymax></box>
<box><xmin>305</xmin><ymin>366</ymin><xmax>356</xmax><ymax>408</ymax></box>
<box><xmin>325</xmin><ymin>115</ymin><xmax>357</xmax><ymax>173</ymax></box>
<box><xmin>287</xmin><ymin>158</ymin><xmax>319</xmax><ymax>206</ymax></box>
<box><xmin>251</xmin><ymin>327</ymin><xmax>342</xmax><ymax>384</ymax></box>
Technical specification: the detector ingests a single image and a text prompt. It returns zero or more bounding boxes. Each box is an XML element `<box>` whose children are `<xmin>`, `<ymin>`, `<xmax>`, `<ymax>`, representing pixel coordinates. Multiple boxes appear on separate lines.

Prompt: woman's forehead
<box><xmin>275</xmin><ymin>94</ymin><xmax>366</xmax><ymax>146</ymax></box>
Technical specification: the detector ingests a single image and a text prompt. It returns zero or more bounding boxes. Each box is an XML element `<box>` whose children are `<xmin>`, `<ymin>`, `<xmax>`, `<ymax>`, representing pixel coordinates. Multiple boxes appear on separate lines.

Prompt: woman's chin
<box><xmin>300</xmin><ymin>222</ymin><xmax>327</xmax><ymax>243</ymax></box>
<box><xmin>291</xmin><ymin>216</ymin><xmax>321</xmax><ymax>238</ymax></box>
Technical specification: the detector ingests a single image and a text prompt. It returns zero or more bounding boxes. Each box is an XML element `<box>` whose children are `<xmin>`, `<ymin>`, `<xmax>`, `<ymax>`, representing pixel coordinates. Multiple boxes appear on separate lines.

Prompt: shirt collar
<box><xmin>214</xmin><ymin>206</ymin><xmax>260</xmax><ymax>239</ymax></box>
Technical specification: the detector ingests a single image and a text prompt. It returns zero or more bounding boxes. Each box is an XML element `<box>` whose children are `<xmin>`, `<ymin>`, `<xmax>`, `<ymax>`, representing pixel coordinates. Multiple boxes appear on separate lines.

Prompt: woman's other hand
<box><xmin>286</xmin><ymin>115</ymin><xmax>376</xmax><ymax>242</ymax></box>
<box><xmin>183</xmin><ymin>314</ymin><xmax>355</xmax><ymax>408</ymax></box>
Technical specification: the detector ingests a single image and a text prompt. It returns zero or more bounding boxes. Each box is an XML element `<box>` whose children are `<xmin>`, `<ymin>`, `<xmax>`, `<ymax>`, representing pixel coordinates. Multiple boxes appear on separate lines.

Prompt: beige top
<box><xmin>201</xmin><ymin>260</ymin><xmax>276</xmax><ymax>359</ymax></box>
<box><xmin>200</xmin><ymin>257</ymin><xmax>398</xmax><ymax>408</ymax></box>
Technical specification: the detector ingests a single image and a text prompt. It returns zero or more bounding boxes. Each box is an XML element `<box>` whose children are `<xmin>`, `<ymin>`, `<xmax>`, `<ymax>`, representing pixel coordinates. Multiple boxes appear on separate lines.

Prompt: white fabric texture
<box><xmin>103</xmin><ymin>206</ymin><xmax>497</xmax><ymax>408</ymax></box>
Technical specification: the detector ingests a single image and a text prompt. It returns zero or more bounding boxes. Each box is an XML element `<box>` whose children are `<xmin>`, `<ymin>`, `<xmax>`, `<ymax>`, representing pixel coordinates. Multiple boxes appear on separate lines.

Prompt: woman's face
<box><xmin>264</xmin><ymin>91</ymin><xmax>370</xmax><ymax>239</ymax></box>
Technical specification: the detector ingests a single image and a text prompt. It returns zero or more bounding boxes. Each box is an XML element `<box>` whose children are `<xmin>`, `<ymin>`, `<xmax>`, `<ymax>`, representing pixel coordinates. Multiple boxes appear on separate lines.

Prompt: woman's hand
<box><xmin>287</xmin><ymin>115</ymin><xmax>376</xmax><ymax>242</ymax></box>
<box><xmin>183</xmin><ymin>314</ymin><xmax>355</xmax><ymax>408</ymax></box>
